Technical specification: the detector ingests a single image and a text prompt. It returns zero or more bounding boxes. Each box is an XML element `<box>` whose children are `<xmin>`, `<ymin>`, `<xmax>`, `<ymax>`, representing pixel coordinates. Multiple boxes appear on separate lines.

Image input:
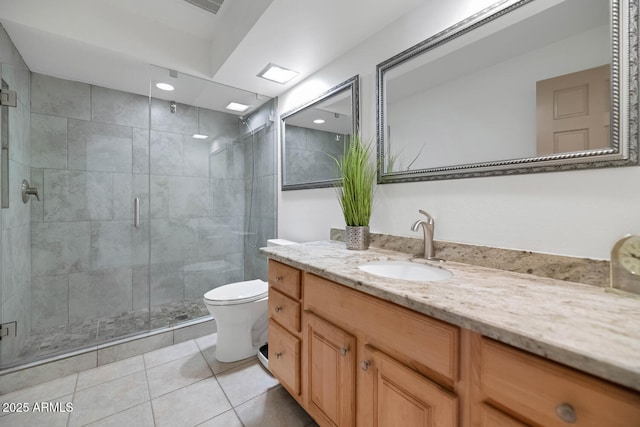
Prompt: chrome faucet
<box><xmin>411</xmin><ymin>210</ymin><xmax>436</xmax><ymax>259</ymax></box>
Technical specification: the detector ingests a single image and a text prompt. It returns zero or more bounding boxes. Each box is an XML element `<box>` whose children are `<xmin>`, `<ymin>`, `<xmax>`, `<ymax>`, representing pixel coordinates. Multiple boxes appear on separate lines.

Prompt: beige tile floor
<box><xmin>0</xmin><ymin>333</ymin><xmax>318</xmax><ymax>427</ymax></box>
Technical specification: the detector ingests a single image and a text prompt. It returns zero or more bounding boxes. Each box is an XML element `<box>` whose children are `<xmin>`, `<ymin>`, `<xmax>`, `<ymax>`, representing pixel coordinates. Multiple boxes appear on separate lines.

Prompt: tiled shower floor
<box><xmin>14</xmin><ymin>300</ymin><xmax>209</xmax><ymax>367</ymax></box>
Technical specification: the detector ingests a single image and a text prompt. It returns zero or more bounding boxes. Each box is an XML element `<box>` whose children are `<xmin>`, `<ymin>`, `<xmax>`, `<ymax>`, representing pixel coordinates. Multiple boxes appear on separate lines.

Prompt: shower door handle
<box><xmin>134</xmin><ymin>197</ymin><xmax>140</xmax><ymax>228</ymax></box>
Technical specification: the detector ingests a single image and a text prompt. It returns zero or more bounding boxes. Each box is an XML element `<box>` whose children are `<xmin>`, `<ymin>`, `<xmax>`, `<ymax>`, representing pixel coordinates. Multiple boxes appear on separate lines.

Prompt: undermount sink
<box><xmin>358</xmin><ymin>260</ymin><xmax>452</xmax><ymax>282</ymax></box>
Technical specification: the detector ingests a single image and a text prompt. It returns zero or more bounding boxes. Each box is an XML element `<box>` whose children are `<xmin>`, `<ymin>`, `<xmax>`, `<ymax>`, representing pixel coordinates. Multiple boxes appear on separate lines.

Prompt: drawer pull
<box><xmin>275</xmin><ymin>352</ymin><xmax>283</xmax><ymax>359</ymax></box>
<box><xmin>555</xmin><ymin>403</ymin><xmax>577</xmax><ymax>424</ymax></box>
<box><xmin>276</xmin><ymin>275</ymin><xmax>283</xmax><ymax>281</ymax></box>
<box><xmin>274</xmin><ymin>306</ymin><xmax>282</xmax><ymax>313</ymax></box>
<box><xmin>360</xmin><ymin>360</ymin><xmax>371</xmax><ymax>371</ymax></box>
<box><xmin>340</xmin><ymin>347</ymin><xmax>349</xmax><ymax>356</ymax></box>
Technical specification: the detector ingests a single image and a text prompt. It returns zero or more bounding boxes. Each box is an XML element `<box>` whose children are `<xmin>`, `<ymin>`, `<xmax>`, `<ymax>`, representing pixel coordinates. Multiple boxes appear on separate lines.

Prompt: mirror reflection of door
<box><xmin>536</xmin><ymin>64</ymin><xmax>610</xmax><ymax>155</ymax></box>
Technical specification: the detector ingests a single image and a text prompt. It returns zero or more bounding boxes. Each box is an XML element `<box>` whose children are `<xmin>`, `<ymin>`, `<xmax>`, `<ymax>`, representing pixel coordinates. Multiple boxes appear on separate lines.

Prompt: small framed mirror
<box><xmin>377</xmin><ymin>0</ymin><xmax>638</xmax><ymax>182</ymax></box>
<box><xmin>281</xmin><ymin>75</ymin><xmax>359</xmax><ymax>190</ymax></box>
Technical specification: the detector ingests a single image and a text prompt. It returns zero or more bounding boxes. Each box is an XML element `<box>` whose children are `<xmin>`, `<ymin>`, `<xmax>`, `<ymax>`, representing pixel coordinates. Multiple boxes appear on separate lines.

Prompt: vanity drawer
<box><xmin>480</xmin><ymin>338</ymin><xmax>640</xmax><ymax>426</ymax></box>
<box><xmin>304</xmin><ymin>273</ymin><xmax>459</xmax><ymax>384</ymax></box>
<box><xmin>269</xmin><ymin>287</ymin><xmax>301</xmax><ymax>332</ymax></box>
<box><xmin>479</xmin><ymin>404</ymin><xmax>528</xmax><ymax>427</ymax></box>
<box><xmin>269</xmin><ymin>320</ymin><xmax>301</xmax><ymax>397</ymax></box>
<box><xmin>268</xmin><ymin>260</ymin><xmax>301</xmax><ymax>300</ymax></box>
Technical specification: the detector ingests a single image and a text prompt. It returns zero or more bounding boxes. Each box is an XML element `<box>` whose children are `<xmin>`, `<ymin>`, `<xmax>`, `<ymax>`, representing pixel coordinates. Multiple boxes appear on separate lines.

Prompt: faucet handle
<box><xmin>418</xmin><ymin>209</ymin><xmax>434</xmax><ymax>223</ymax></box>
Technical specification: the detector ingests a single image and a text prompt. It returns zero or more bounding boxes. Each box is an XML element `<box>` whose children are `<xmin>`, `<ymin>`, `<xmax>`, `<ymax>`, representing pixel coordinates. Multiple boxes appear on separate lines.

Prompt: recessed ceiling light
<box><xmin>156</xmin><ymin>82</ymin><xmax>174</xmax><ymax>91</ymax></box>
<box><xmin>257</xmin><ymin>63</ymin><xmax>299</xmax><ymax>84</ymax></box>
<box><xmin>313</xmin><ymin>119</ymin><xmax>325</xmax><ymax>124</ymax></box>
<box><xmin>192</xmin><ymin>134</ymin><xmax>209</xmax><ymax>139</ymax></box>
<box><xmin>225</xmin><ymin>102</ymin><xmax>251</xmax><ymax>112</ymax></box>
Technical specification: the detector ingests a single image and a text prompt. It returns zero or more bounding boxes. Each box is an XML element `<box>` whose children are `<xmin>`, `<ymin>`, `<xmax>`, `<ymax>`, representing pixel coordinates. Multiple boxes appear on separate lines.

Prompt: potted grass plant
<box><xmin>335</xmin><ymin>134</ymin><xmax>376</xmax><ymax>250</ymax></box>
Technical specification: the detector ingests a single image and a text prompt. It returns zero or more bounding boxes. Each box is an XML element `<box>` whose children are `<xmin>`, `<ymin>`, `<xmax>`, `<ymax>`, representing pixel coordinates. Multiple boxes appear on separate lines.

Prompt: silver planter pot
<box><xmin>345</xmin><ymin>226</ymin><xmax>370</xmax><ymax>250</ymax></box>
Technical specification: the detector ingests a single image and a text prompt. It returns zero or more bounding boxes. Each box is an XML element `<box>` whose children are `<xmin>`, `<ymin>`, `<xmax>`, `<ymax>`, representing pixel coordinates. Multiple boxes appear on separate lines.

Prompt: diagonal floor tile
<box><xmin>215</xmin><ymin>360</ymin><xmax>279</xmax><ymax>406</ymax></box>
<box><xmin>146</xmin><ymin>352</ymin><xmax>212</xmax><ymax>398</ymax></box>
<box><xmin>0</xmin><ymin>374</ymin><xmax>77</xmax><ymax>410</ymax></box>
<box><xmin>196</xmin><ymin>409</ymin><xmax>243</xmax><ymax>427</ymax></box>
<box><xmin>83</xmin><ymin>402</ymin><xmax>154</xmax><ymax>427</ymax></box>
<box><xmin>152</xmin><ymin>378</ymin><xmax>231</xmax><ymax>427</ymax></box>
<box><xmin>76</xmin><ymin>355</ymin><xmax>144</xmax><ymax>391</ymax></box>
<box><xmin>235</xmin><ymin>385</ymin><xmax>313</xmax><ymax>427</ymax></box>
<box><xmin>143</xmin><ymin>339</ymin><xmax>199</xmax><ymax>369</ymax></box>
<box><xmin>68</xmin><ymin>371</ymin><xmax>149</xmax><ymax>427</ymax></box>
<box><xmin>0</xmin><ymin>394</ymin><xmax>73</xmax><ymax>427</ymax></box>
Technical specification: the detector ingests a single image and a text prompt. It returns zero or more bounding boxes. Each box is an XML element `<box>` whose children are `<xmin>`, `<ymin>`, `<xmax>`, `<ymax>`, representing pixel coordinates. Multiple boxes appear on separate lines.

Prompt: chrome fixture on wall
<box><xmin>21</xmin><ymin>179</ymin><xmax>39</xmax><ymax>203</ymax></box>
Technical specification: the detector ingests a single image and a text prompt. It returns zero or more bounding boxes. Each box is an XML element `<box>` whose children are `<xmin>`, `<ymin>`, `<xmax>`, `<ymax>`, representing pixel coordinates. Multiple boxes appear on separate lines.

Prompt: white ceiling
<box><xmin>0</xmin><ymin>0</ymin><xmax>423</xmax><ymax>113</ymax></box>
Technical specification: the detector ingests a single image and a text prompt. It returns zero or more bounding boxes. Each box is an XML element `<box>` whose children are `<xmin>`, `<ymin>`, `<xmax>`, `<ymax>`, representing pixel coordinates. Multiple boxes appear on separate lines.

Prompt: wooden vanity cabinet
<box><xmin>267</xmin><ymin>260</ymin><xmax>303</xmax><ymax>399</ymax></box>
<box><xmin>267</xmin><ymin>259</ymin><xmax>640</xmax><ymax>427</ymax></box>
<box><xmin>303</xmin><ymin>272</ymin><xmax>459</xmax><ymax>427</ymax></box>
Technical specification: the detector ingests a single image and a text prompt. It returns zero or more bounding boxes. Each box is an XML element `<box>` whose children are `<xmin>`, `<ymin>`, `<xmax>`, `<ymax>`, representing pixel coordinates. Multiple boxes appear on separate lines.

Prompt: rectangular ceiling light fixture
<box><xmin>225</xmin><ymin>102</ymin><xmax>251</xmax><ymax>112</ymax></box>
<box><xmin>258</xmin><ymin>63</ymin><xmax>299</xmax><ymax>84</ymax></box>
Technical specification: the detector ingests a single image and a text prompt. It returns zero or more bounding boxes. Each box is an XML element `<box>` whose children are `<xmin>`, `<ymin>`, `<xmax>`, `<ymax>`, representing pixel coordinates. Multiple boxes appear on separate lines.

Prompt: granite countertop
<box><xmin>260</xmin><ymin>240</ymin><xmax>640</xmax><ymax>392</ymax></box>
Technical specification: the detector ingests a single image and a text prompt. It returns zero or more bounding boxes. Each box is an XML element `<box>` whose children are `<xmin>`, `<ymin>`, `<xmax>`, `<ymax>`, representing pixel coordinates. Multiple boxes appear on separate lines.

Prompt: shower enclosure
<box><xmin>0</xmin><ymin>52</ymin><xmax>277</xmax><ymax>369</ymax></box>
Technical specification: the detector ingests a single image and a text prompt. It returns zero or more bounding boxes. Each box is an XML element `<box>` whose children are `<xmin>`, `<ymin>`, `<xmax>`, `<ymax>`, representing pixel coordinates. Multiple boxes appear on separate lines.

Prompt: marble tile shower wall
<box><xmin>29</xmin><ymin>72</ymin><xmax>246</xmax><ymax>335</ymax></box>
<box><xmin>0</xmin><ymin>25</ymin><xmax>32</xmax><ymax>363</ymax></box>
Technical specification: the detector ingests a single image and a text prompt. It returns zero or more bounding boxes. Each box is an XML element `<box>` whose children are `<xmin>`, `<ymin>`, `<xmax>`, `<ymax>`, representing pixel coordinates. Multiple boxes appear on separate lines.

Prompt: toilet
<box><xmin>203</xmin><ymin>238</ymin><xmax>298</xmax><ymax>363</ymax></box>
<box><xmin>204</xmin><ymin>279</ymin><xmax>268</xmax><ymax>362</ymax></box>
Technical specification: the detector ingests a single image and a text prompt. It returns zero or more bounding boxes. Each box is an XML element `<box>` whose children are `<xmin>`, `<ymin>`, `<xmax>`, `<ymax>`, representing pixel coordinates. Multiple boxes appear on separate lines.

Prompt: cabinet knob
<box><xmin>274</xmin><ymin>306</ymin><xmax>282</xmax><ymax>313</ymax></box>
<box><xmin>555</xmin><ymin>403</ymin><xmax>577</xmax><ymax>424</ymax></box>
<box><xmin>340</xmin><ymin>347</ymin><xmax>349</xmax><ymax>356</ymax></box>
<box><xmin>360</xmin><ymin>360</ymin><xmax>371</xmax><ymax>371</ymax></box>
<box><xmin>275</xmin><ymin>352</ymin><xmax>282</xmax><ymax>359</ymax></box>
<box><xmin>276</xmin><ymin>275</ymin><xmax>283</xmax><ymax>281</ymax></box>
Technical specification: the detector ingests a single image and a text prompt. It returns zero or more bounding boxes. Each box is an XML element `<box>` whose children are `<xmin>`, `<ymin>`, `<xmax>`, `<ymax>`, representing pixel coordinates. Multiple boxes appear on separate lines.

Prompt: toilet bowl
<box><xmin>203</xmin><ymin>279</ymin><xmax>268</xmax><ymax>362</ymax></box>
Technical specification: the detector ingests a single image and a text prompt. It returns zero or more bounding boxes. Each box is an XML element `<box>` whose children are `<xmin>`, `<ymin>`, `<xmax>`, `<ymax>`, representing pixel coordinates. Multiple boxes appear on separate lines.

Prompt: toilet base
<box><xmin>215</xmin><ymin>325</ymin><xmax>257</xmax><ymax>362</ymax></box>
<box><xmin>258</xmin><ymin>343</ymin><xmax>269</xmax><ymax>371</ymax></box>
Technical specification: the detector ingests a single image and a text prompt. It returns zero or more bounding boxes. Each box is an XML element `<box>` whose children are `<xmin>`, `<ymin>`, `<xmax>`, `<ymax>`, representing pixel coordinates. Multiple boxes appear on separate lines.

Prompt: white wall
<box><xmin>276</xmin><ymin>0</ymin><xmax>639</xmax><ymax>260</ymax></box>
<box><xmin>389</xmin><ymin>25</ymin><xmax>609</xmax><ymax>169</ymax></box>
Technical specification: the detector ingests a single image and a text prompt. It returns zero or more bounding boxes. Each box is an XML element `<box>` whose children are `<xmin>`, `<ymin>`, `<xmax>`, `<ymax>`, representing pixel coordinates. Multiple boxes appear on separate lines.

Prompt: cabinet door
<box><xmin>366</xmin><ymin>346</ymin><xmax>458</xmax><ymax>427</ymax></box>
<box><xmin>306</xmin><ymin>313</ymin><xmax>356</xmax><ymax>427</ymax></box>
<box><xmin>269</xmin><ymin>320</ymin><xmax>301</xmax><ymax>396</ymax></box>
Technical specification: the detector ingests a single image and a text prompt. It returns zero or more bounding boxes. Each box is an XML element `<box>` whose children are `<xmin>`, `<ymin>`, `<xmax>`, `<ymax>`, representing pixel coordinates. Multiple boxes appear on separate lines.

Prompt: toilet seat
<box><xmin>204</xmin><ymin>279</ymin><xmax>268</xmax><ymax>306</ymax></box>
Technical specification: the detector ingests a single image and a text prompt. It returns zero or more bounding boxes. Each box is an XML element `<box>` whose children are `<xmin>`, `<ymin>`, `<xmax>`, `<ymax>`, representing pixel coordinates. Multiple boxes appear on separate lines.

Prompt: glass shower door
<box><xmin>0</xmin><ymin>65</ymin><xmax>153</xmax><ymax>368</ymax></box>
<box><xmin>26</xmin><ymin>72</ymin><xmax>152</xmax><ymax>364</ymax></box>
<box><xmin>0</xmin><ymin>57</ymin><xmax>33</xmax><ymax>367</ymax></box>
<box><xmin>146</xmin><ymin>65</ymin><xmax>277</xmax><ymax>330</ymax></box>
